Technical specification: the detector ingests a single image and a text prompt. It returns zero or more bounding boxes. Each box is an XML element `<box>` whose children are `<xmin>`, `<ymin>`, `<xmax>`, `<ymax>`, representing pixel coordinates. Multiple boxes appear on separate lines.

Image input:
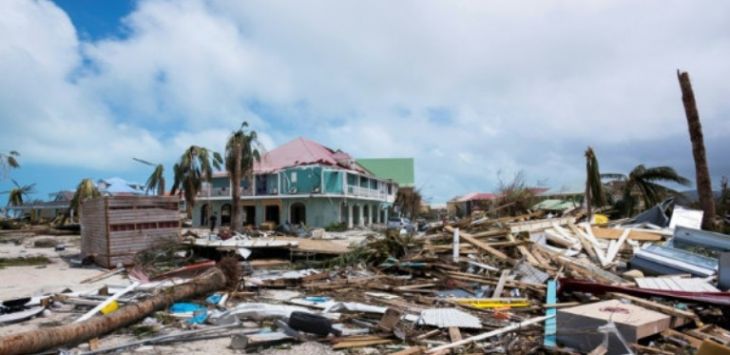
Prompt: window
<box><xmin>291</xmin><ymin>171</ymin><xmax>297</xmax><ymax>183</ymax></box>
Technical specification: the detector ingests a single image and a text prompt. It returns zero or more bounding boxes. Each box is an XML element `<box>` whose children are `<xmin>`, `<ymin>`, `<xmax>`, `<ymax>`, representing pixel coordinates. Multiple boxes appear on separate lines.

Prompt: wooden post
<box><xmin>677</xmin><ymin>70</ymin><xmax>716</xmax><ymax>230</ymax></box>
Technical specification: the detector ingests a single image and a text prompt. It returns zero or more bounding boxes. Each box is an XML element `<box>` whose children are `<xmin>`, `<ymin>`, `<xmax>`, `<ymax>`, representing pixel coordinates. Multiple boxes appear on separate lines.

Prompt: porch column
<box><xmin>358</xmin><ymin>204</ymin><xmax>365</xmax><ymax>227</ymax></box>
<box><xmin>347</xmin><ymin>203</ymin><xmax>353</xmax><ymax>229</ymax></box>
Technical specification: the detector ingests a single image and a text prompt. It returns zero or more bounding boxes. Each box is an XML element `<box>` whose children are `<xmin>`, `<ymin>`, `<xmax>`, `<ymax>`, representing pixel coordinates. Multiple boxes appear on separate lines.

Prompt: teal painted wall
<box><xmin>324</xmin><ymin>171</ymin><xmax>343</xmax><ymax>193</ymax></box>
<box><xmin>193</xmin><ymin>197</ymin><xmax>393</xmax><ymax>228</ymax></box>
<box><xmin>211</xmin><ymin>177</ymin><xmax>229</xmax><ymax>189</ymax></box>
<box><xmin>255</xmin><ymin>174</ymin><xmax>278</xmax><ymax>195</ymax></box>
<box><xmin>282</xmin><ymin>198</ymin><xmax>342</xmax><ymax>227</ymax></box>
<box><xmin>280</xmin><ymin>166</ymin><xmax>322</xmax><ymax>194</ymax></box>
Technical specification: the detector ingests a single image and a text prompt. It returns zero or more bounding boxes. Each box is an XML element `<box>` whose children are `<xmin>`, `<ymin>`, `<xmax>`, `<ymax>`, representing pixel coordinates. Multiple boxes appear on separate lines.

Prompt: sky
<box><xmin>1</xmin><ymin>0</ymin><xmax>729</xmax><ymax>204</ymax></box>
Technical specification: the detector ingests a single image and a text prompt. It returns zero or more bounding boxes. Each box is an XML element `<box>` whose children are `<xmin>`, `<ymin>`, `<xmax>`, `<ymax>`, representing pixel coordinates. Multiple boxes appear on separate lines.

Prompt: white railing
<box><xmin>347</xmin><ymin>185</ymin><xmax>390</xmax><ymax>200</ymax></box>
<box><xmin>198</xmin><ymin>187</ymin><xmax>231</xmax><ymax>197</ymax></box>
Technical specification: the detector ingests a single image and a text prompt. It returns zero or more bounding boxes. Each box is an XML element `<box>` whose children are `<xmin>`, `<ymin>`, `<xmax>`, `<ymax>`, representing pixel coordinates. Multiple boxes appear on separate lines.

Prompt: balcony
<box><xmin>347</xmin><ymin>185</ymin><xmax>389</xmax><ymax>200</ymax></box>
<box><xmin>198</xmin><ymin>186</ymin><xmax>231</xmax><ymax>197</ymax></box>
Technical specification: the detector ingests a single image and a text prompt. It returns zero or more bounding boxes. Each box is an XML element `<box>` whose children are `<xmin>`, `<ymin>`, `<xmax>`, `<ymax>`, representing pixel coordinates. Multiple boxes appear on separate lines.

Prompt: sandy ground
<box><xmin>0</xmin><ymin>234</ymin><xmax>351</xmax><ymax>354</ymax></box>
<box><xmin>0</xmin><ymin>235</ymin><xmax>128</xmax><ymax>300</ymax></box>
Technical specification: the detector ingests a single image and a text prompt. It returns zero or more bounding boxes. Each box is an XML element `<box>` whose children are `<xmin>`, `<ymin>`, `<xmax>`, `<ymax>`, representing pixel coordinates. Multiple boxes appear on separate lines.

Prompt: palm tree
<box><xmin>677</xmin><ymin>70</ymin><xmax>716</xmax><ymax>230</ymax></box>
<box><xmin>170</xmin><ymin>146</ymin><xmax>223</xmax><ymax>217</ymax></box>
<box><xmin>584</xmin><ymin>147</ymin><xmax>606</xmax><ymax>220</ymax></box>
<box><xmin>0</xmin><ymin>150</ymin><xmax>20</xmax><ymax>180</ymax></box>
<box><xmin>602</xmin><ymin>165</ymin><xmax>690</xmax><ymax>217</ymax></box>
<box><xmin>133</xmin><ymin>158</ymin><xmax>166</xmax><ymax>195</ymax></box>
<box><xmin>70</xmin><ymin>178</ymin><xmax>101</xmax><ymax>214</ymax></box>
<box><xmin>1</xmin><ymin>180</ymin><xmax>35</xmax><ymax>213</ymax></box>
<box><xmin>225</xmin><ymin>122</ymin><xmax>262</xmax><ymax>232</ymax></box>
<box><xmin>395</xmin><ymin>188</ymin><xmax>422</xmax><ymax>219</ymax></box>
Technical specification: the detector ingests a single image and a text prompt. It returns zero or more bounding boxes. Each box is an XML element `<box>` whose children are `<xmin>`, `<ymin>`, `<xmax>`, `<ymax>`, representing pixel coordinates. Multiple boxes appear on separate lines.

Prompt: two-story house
<box><xmin>193</xmin><ymin>137</ymin><xmax>398</xmax><ymax>229</ymax></box>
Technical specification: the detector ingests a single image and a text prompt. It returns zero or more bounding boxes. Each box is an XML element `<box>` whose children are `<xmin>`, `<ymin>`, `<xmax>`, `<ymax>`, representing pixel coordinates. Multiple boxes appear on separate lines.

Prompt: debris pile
<box><xmin>2</xmin><ymin>203</ymin><xmax>730</xmax><ymax>354</ymax></box>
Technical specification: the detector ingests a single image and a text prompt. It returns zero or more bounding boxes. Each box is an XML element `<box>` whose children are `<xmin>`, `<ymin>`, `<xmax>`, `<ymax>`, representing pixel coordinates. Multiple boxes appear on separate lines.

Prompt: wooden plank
<box><xmin>506</xmin><ymin>233</ymin><xmax>541</xmax><ymax>266</ymax></box>
<box><xmin>662</xmin><ymin>329</ymin><xmax>702</xmax><ymax>349</ymax></box>
<box><xmin>444</xmin><ymin>226</ymin><xmax>509</xmax><ymax>262</ymax></box>
<box><xmin>592</xmin><ymin>227</ymin><xmax>663</xmax><ymax>241</ymax></box>
<box><xmin>492</xmin><ymin>270</ymin><xmax>510</xmax><ymax>298</ymax></box>
<box><xmin>448</xmin><ymin>327</ymin><xmax>462</xmax><ymax>343</ymax></box>
<box><xmin>389</xmin><ymin>346</ymin><xmax>424</xmax><ymax>355</ymax></box>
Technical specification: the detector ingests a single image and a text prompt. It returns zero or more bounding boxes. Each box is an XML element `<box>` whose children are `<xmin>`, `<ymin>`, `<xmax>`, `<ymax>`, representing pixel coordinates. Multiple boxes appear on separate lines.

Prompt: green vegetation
<box><xmin>171</xmin><ymin>145</ymin><xmax>223</xmax><ymax>217</ymax></box>
<box><xmin>134</xmin><ymin>158</ymin><xmax>166</xmax><ymax>196</ymax></box>
<box><xmin>324</xmin><ymin>222</ymin><xmax>347</xmax><ymax>232</ymax></box>
<box><xmin>0</xmin><ymin>256</ymin><xmax>51</xmax><ymax>269</ymax></box>
<box><xmin>603</xmin><ymin>164</ymin><xmax>690</xmax><ymax>217</ymax></box>
<box><xmin>225</xmin><ymin>122</ymin><xmax>262</xmax><ymax>232</ymax></box>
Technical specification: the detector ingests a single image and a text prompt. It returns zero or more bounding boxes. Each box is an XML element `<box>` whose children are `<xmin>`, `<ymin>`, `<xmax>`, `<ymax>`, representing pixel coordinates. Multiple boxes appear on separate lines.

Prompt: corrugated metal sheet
<box><xmin>417</xmin><ymin>308</ymin><xmax>481</xmax><ymax>329</ymax></box>
<box><xmin>635</xmin><ymin>276</ymin><xmax>719</xmax><ymax>292</ymax></box>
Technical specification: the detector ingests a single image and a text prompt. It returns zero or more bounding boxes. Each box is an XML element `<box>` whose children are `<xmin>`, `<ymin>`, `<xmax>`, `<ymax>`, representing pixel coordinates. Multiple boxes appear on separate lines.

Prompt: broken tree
<box><xmin>0</xmin><ymin>268</ymin><xmax>227</xmax><ymax>355</ymax></box>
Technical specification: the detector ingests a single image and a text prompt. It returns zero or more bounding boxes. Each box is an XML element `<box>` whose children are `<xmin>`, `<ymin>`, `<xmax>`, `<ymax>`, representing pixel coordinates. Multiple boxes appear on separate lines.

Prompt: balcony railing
<box><xmin>198</xmin><ymin>187</ymin><xmax>230</xmax><ymax>197</ymax></box>
<box><xmin>347</xmin><ymin>185</ymin><xmax>389</xmax><ymax>200</ymax></box>
<box><xmin>196</xmin><ymin>183</ymin><xmax>395</xmax><ymax>201</ymax></box>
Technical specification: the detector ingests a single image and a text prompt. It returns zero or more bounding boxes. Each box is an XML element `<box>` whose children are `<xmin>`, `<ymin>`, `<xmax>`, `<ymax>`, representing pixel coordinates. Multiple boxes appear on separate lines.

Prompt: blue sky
<box><xmin>1</xmin><ymin>0</ymin><xmax>730</xmax><ymax>204</ymax></box>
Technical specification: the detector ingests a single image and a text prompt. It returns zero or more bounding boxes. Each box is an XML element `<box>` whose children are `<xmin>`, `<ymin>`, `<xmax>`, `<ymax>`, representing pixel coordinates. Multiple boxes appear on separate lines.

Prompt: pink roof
<box><xmin>253</xmin><ymin>137</ymin><xmax>368</xmax><ymax>174</ymax></box>
<box><xmin>457</xmin><ymin>192</ymin><xmax>498</xmax><ymax>202</ymax></box>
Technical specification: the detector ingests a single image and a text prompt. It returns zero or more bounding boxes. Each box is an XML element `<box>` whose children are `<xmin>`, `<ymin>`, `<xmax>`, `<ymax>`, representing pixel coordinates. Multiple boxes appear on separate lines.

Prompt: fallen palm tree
<box><xmin>0</xmin><ymin>268</ymin><xmax>227</xmax><ymax>355</ymax></box>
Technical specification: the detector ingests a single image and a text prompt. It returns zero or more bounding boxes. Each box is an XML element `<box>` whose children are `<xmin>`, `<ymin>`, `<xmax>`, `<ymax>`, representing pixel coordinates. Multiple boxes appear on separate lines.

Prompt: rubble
<box><xmin>2</xmin><ymin>198</ymin><xmax>730</xmax><ymax>355</ymax></box>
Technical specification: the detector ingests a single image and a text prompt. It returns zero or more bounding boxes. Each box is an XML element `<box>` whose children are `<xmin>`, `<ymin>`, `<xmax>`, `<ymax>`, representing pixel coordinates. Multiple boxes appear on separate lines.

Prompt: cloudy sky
<box><xmin>1</xmin><ymin>0</ymin><xmax>729</xmax><ymax>203</ymax></box>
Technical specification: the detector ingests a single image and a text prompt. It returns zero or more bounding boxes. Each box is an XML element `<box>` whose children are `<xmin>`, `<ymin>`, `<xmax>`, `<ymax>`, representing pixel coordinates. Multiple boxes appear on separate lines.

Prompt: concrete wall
<box><xmin>193</xmin><ymin>197</ymin><xmax>391</xmax><ymax>229</ymax></box>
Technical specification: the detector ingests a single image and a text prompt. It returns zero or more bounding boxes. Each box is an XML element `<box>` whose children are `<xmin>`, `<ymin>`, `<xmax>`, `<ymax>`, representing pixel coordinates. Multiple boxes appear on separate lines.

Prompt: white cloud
<box><xmin>1</xmin><ymin>0</ymin><xmax>729</xmax><ymax>202</ymax></box>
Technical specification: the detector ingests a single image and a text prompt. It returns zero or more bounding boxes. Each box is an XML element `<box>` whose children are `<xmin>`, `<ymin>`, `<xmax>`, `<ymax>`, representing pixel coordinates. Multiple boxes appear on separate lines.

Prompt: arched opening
<box><xmin>290</xmin><ymin>202</ymin><xmax>306</xmax><ymax>225</ymax></box>
<box><xmin>200</xmin><ymin>203</ymin><xmax>209</xmax><ymax>226</ymax></box>
<box><xmin>220</xmin><ymin>204</ymin><xmax>232</xmax><ymax>226</ymax></box>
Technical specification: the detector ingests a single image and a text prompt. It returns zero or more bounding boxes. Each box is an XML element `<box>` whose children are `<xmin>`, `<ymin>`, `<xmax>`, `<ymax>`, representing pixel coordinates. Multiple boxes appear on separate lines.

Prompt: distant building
<box><xmin>193</xmin><ymin>137</ymin><xmax>399</xmax><ymax>229</ymax></box>
<box><xmin>447</xmin><ymin>192</ymin><xmax>499</xmax><ymax>218</ymax></box>
<box><xmin>356</xmin><ymin>158</ymin><xmax>415</xmax><ymax>188</ymax></box>
<box><xmin>12</xmin><ymin>190</ymin><xmax>74</xmax><ymax>220</ymax></box>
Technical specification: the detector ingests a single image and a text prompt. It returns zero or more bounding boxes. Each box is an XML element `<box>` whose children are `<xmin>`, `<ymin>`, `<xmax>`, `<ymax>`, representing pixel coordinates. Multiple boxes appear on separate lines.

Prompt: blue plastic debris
<box><xmin>206</xmin><ymin>293</ymin><xmax>223</xmax><ymax>305</ymax></box>
<box><xmin>169</xmin><ymin>302</ymin><xmax>208</xmax><ymax>324</ymax></box>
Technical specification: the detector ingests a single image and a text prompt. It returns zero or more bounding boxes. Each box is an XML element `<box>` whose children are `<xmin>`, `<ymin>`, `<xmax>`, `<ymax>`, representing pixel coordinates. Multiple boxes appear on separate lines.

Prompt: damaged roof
<box><xmin>254</xmin><ymin>137</ymin><xmax>369</xmax><ymax>174</ymax></box>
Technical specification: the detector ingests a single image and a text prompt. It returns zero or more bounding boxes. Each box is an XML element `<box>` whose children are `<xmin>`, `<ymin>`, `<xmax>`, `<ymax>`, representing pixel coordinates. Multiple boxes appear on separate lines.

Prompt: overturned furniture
<box><xmin>81</xmin><ymin>196</ymin><xmax>181</xmax><ymax>268</ymax></box>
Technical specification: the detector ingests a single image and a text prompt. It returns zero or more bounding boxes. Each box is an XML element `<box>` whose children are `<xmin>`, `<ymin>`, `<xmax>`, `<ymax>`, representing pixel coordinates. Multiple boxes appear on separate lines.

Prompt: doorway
<box><xmin>243</xmin><ymin>205</ymin><xmax>256</xmax><ymax>226</ymax></box>
<box><xmin>200</xmin><ymin>204</ymin><xmax>209</xmax><ymax>226</ymax></box>
<box><xmin>290</xmin><ymin>202</ymin><xmax>306</xmax><ymax>225</ymax></box>
<box><xmin>220</xmin><ymin>204</ymin><xmax>231</xmax><ymax>226</ymax></box>
<box><xmin>265</xmin><ymin>205</ymin><xmax>280</xmax><ymax>225</ymax></box>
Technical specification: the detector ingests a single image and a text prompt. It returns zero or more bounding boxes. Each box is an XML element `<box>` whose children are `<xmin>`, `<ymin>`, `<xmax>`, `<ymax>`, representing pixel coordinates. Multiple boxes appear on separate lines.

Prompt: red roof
<box><xmin>456</xmin><ymin>192</ymin><xmax>498</xmax><ymax>202</ymax></box>
<box><xmin>213</xmin><ymin>137</ymin><xmax>369</xmax><ymax>176</ymax></box>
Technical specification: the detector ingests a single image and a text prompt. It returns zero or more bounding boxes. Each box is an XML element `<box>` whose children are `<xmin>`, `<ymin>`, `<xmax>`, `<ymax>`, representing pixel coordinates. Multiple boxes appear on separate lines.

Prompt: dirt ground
<box><xmin>0</xmin><ymin>234</ymin><xmax>351</xmax><ymax>354</ymax></box>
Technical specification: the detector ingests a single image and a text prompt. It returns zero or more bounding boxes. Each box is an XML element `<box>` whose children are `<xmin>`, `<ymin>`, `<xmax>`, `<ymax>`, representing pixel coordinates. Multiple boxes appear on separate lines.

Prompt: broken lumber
<box><xmin>0</xmin><ymin>268</ymin><xmax>227</xmax><ymax>355</ymax></box>
<box><xmin>444</xmin><ymin>226</ymin><xmax>510</xmax><ymax>262</ymax></box>
<box><xmin>426</xmin><ymin>315</ymin><xmax>552</xmax><ymax>353</ymax></box>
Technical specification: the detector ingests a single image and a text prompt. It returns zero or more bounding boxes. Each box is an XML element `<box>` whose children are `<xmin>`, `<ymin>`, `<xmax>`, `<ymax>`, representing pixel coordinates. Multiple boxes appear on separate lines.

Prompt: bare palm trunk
<box><xmin>231</xmin><ymin>142</ymin><xmax>243</xmax><ymax>232</ymax></box>
<box><xmin>184</xmin><ymin>182</ymin><xmax>195</xmax><ymax>219</ymax></box>
<box><xmin>158</xmin><ymin>177</ymin><xmax>166</xmax><ymax>196</ymax></box>
<box><xmin>677</xmin><ymin>70</ymin><xmax>716</xmax><ymax>230</ymax></box>
<box><xmin>585</xmin><ymin>181</ymin><xmax>592</xmax><ymax>221</ymax></box>
<box><xmin>0</xmin><ymin>268</ymin><xmax>227</xmax><ymax>355</ymax></box>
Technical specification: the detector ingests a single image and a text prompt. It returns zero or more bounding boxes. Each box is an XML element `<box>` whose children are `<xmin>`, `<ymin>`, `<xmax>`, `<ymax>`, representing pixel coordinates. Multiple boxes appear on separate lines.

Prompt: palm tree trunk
<box><xmin>0</xmin><ymin>268</ymin><xmax>227</xmax><ymax>355</ymax></box>
<box><xmin>158</xmin><ymin>177</ymin><xmax>166</xmax><ymax>196</ymax></box>
<box><xmin>677</xmin><ymin>70</ymin><xmax>716</xmax><ymax>230</ymax></box>
<box><xmin>585</xmin><ymin>181</ymin><xmax>592</xmax><ymax>221</ymax></box>
<box><xmin>231</xmin><ymin>142</ymin><xmax>243</xmax><ymax>232</ymax></box>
